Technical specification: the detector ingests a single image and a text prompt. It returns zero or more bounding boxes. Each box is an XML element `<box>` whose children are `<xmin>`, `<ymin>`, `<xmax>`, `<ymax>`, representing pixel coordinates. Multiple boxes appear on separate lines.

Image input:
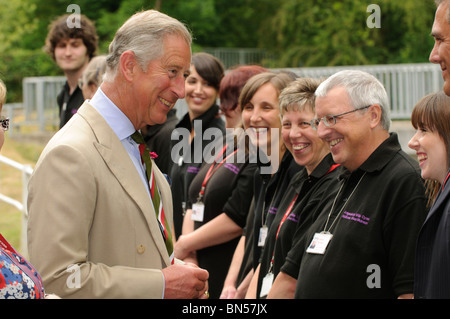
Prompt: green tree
<box><xmin>261</xmin><ymin>0</ymin><xmax>436</xmax><ymax>67</ymax></box>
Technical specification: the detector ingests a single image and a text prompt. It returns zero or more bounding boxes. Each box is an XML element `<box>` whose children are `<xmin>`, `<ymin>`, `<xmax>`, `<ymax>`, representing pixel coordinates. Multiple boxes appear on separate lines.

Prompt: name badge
<box><xmin>258</xmin><ymin>226</ymin><xmax>268</xmax><ymax>247</ymax></box>
<box><xmin>191</xmin><ymin>202</ymin><xmax>205</xmax><ymax>222</ymax></box>
<box><xmin>259</xmin><ymin>271</ymin><xmax>274</xmax><ymax>298</ymax></box>
<box><xmin>306</xmin><ymin>232</ymin><xmax>333</xmax><ymax>255</ymax></box>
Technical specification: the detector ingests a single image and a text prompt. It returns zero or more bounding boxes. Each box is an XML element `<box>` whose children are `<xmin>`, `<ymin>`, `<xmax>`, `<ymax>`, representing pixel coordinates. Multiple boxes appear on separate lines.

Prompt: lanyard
<box><xmin>443</xmin><ymin>170</ymin><xmax>450</xmax><ymax>190</ymax></box>
<box><xmin>268</xmin><ymin>193</ymin><xmax>298</xmax><ymax>269</ymax></box>
<box><xmin>197</xmin><ymin>145</ymin><xmax>238</xmax><ymax>202</ymax></box>
<box><xmin>268</xmin><ymin>163</ymin><xmax>341</xmax><ymax>268</ymax></box>
<box><xmin>275</xmin><ymin>193</ymin><xmax>299</xmax><ymax>241</ymax></box>
<box><xmin>323</xmin><ymin>172</ymin><xmax>366</xmax><ymax>234</ymax></box>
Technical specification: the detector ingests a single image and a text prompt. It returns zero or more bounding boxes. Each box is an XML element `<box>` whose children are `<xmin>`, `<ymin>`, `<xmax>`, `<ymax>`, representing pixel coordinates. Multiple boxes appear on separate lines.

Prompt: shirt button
<box><xmin>137</xmin><ymin>245</ymin><xmax>146</xmax><ymax>254</ymax></box>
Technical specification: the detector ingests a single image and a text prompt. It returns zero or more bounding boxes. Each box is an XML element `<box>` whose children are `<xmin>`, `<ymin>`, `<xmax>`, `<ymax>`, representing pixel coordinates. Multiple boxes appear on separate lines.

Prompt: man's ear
<box><xmin>119</xmin><ymin>50</ymin><xmax>138</xmax><ymax>82</ymax></box>
<box><xmin>369</xmin><ymin>104</ymin><xmax>383</xmax><ymax>128</ymax></box>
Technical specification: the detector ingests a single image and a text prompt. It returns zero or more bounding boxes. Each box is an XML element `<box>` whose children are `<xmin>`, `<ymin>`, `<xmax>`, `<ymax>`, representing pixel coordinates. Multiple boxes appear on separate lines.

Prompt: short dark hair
<box><xmin>191</xmin><ymin>53</ymin><xmax>224</xmax><ymax>91</ymax></box>
<box><xmin>45</xmin><ymin>14</ymin><xmax>98</xmax><ymax>61</ymax></box>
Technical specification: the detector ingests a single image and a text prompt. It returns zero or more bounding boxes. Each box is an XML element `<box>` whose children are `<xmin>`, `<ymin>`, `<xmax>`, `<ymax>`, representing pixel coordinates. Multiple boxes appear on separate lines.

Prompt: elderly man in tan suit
<box><xmin>27</xmin><ymin>10</ymin><xmax>209</xmax><ymax>299</ymax></box>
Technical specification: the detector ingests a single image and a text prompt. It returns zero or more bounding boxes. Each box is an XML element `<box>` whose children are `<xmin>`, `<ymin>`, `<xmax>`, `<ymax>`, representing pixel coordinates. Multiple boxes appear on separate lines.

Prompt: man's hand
<box><xmin>162</xmin><ymin>263</ymin><xmax>209</xmax><ymax>299</ymax></box>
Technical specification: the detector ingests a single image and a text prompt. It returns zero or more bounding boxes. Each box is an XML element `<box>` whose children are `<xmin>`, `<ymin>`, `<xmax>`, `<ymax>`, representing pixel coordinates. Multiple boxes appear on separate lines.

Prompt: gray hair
<box><xmin>435</xmin><ymin>0</ymin><xmax>450</xmax><ymax>23</ymax></box>
<box><xmin>104</xmin><ymin>10</ymin><xmax>192</xmax><ymax>82</ymax></box>
<box><xmin>82</xmin><ymin>55</ymin><xmax>107</xmax><ymax>87</ymax></box>
<box><xmin>279</xmin><ymin>77</ymin><xmax>323</xmax><ymax>115</ymax></box>
<box><xmin>315</xmin><ymin>70</ymin><xmax>391</xmax><ymax>131</ymax></box>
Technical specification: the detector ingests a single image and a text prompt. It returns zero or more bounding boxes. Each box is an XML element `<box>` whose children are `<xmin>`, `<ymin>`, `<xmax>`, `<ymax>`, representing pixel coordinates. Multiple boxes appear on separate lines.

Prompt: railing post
<box><xmin>0</xmin><ymin>155</ymin><xmax>33</xmax><ymax>257</ymax></box>
<box><xmin>21</xmin><ymin>164</ymin><xmax>32</xmax><ymax>258</ymax></box>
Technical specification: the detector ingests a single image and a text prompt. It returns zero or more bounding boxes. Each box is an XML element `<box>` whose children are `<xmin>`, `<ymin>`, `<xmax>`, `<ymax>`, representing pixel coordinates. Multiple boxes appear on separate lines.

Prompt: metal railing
<box><xmin>276</xmin><ymin>63</ymin><xmax>443</xmax><ymax>120</ymax></box>
<box><xmin>5</xmin><ymin>63</ymin><xmax>442</xmax><ymax>134</ymax></box>
<box><xmin>203</xmin><ymin>47</ymin><xmax>273</xmax><ymax>69</ymax></box>
<box><xmin>0</xmin><ymin>154</ymin><xmax>33</xmax><ymax>257</ymax></box>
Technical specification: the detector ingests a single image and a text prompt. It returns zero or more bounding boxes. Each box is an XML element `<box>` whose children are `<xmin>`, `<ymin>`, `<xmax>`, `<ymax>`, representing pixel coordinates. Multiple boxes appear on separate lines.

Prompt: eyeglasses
<box><xmin>1</xmin><ymin>116</ymin><xmax>9</xmax><ymax>131</ymax></box>
<box><xmin>311</xmin><ymin>105</ymin><xmax>371</xmax><ymax>130</ymax></box>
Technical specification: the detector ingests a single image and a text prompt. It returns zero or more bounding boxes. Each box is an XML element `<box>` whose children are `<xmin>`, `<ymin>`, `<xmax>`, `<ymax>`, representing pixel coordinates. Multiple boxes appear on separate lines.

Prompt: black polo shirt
<box><xmin>169</xmin><ymin>104</ymin><xmax>225</xmax><ymax>238</ymax></box>
<box><xmin>256</xmin><ymin>153</ymin><xmax>340</xmax><ymax>298</ymax></box>
<box><xmin>288</xmin><ymin>133</ymin><xmax>427</xmax><ymax>298</ymax></box>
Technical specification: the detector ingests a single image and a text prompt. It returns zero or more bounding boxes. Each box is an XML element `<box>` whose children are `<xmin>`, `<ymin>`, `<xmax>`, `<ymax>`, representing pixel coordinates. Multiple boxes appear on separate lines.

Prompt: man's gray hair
<box><xmin>315</xmin><ymin>70</ymin><xmax>391</xmax><ymax>131</ymax></box>
<box><xmin>435</xmin><ymin>0</ymin><xmax>450</xmax><ymax>23</ymax></box>
<box><xmin>104</xmin><ymin>10</ymin><xmax>192</xmax><ymax>82</ymax></box>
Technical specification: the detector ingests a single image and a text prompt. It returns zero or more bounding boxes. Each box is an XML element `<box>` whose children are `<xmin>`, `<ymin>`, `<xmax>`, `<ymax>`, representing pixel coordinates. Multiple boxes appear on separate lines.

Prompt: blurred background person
<box><xmin>45</xmin><ymin>14</ymin><xmax>98</xmax><ymax>128</ymax></box>
<box><xmin>170</xmin><ymin>52</ymin><xmax>225</xmax><ymax>238</ymax></box>
<box><xmin>79</xmin><ymin>55</ymin><xmax>107</xmax><ymax>100</ymax></box>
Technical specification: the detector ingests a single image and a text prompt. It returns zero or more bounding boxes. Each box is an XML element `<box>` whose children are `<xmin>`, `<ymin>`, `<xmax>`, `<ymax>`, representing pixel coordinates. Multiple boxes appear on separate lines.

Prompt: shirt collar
<box><xmin>176</xmin><ymin>104</ymin><xmax>220</xmax><ymax>130</ymax></box>
<box><xmin>358</xmin><ymin>132</ymin><xmax>401</xmax><ymax>173</ymax></box>
<box><xmin>338</xmin><ymin>132</ymin><xmax>401</xmax><ymax>180</ymax></box>
<box><xmin>89</xmin><ymin>88</ymin><xmax>136</xmax><ymax>141</ymax></box>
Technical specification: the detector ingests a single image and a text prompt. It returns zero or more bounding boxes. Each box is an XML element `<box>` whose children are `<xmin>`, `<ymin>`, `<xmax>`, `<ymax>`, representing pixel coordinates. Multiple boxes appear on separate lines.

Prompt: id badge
<box><xmin>191</xmin><ymin>202</ymin><xmax>205</xmax><ymax>222</ymax></box>
<box><xmin>258</xmin><ymin>226</ymin><xmax>268</xmax><ymax>247</ymax></box>
<box><xmin>306</xmin><ymin>232</ymin><xmax>333</xmax><ymax>254</ymax></box>
<box><xmin>259</xmin><ymin>271</ymin><xmax>274</xmax><ymax>298</ymax></box>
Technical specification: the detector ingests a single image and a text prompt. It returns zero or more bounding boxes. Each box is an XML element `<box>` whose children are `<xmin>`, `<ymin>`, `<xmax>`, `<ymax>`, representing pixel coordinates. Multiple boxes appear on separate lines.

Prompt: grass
<box><xmin>0</xmin><ymin>133</ymin><xmax>48</xmax><ymax>254</ymax></box>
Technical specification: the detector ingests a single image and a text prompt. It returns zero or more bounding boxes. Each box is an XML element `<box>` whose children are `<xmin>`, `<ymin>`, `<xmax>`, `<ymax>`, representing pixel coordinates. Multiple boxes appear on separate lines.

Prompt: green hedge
<box><xmin>1</xmin><ymin>49</ymin><xmax>61</xmax><ymax>103</ymax></box>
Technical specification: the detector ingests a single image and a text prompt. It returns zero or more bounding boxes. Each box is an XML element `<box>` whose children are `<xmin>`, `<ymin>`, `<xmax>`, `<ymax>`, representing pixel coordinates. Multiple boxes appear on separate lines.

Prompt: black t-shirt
<box><xmin>287</xmin><ymin>133</ymin><xmax>428</xmax><ymax>298</ymax></box>
<box><xmin>256</xmin><ymin>154</ymin><xmax>340</xmax><ymax>298</ymax></box>
<box><xmin>169</xmin><ymin>105</ymin><xmax>225</xmax><ymax>238</ymax></box>
<box><xmin>187</xmin><ymin>145</ymin><xmax>257</xmax><ymax>298</ymax></box>
<box><xmin>236</xmin><ymin>152</ymin><xmax>301</xmax><ymax>285</ymax></box>
<box><xmin>251</xmin><ymin>152</ymin><xmax>301</xmax><ymax>271</ymax></box>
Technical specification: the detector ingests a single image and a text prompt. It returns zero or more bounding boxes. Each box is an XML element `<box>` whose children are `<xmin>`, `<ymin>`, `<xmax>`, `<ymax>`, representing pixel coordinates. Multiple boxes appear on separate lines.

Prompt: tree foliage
<box><xmin>0</xmin><ymin>0</ymin><xmax>438</xmax><ymax>102</ymax></box>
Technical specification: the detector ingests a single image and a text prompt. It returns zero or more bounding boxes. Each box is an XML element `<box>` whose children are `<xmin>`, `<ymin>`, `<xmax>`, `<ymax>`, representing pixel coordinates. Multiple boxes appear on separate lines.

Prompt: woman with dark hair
<box><xmin>408</xmin><ymin>91</ymin><xmax>450</xmax><ymax>299</ymax></box>
<box><xmin>170</xmin><ymin>52</ymin><xmax>226</xmax><ymax>238</ymax></box>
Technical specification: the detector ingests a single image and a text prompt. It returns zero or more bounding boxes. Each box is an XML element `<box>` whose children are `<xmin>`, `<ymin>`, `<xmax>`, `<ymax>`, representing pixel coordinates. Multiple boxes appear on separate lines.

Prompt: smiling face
<box><xmin>430</xmin><ymin>2</ymin><xmax>450</xmax><ymax>95</ymax></box>
<box><xmin>129</xmin><ymin>34</ymin><xmax>191</xmax><ymax>128</ymax></box>
<box><xmin>185</xmin><ymin>65</ymin><xmax>219</xmax><ymax>120</ymax></box>
<box><xmin>282</xmin><ymin>107</ymin><xmax>329</xmax><ymax>174</ymax></box>
<box><xmin>315</xmin><ymin>86</ymin><xmax>374</xmax><ymax>171</ymax></box>
<box><xmin>408</xmin><ymin>127</ymin><xmax>448</xmax><ymax>184</ymax></box>
<box><xmin>242</xmin><ymin>83</ymin><xmax>282</xmax><ymax>153</ymax></box>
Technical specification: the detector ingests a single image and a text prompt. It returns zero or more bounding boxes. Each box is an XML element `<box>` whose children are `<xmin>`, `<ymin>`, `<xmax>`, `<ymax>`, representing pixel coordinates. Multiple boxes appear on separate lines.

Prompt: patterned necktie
<box><xmin>131</xmin><ymin>131</ymin><xmax>174</xmax><ymax>263</ymax></box>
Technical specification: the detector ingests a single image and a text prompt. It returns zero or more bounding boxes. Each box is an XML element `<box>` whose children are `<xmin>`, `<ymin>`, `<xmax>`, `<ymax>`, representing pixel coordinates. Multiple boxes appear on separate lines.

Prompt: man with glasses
<box><xmin>269</xmin><ymin>70</ymin><xmax>428</xmax><ymax>298</ymax></box>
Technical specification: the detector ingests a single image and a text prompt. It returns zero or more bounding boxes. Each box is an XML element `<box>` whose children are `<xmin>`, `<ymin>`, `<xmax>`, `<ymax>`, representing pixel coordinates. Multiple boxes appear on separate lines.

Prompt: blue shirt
<box><xmin>89</xmin><ymin>88</ymin><xmax>150</xmax><ymax>196</ymax></box>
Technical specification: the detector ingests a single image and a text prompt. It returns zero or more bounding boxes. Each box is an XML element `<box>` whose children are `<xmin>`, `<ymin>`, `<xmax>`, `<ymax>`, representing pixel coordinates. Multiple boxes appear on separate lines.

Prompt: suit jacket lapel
<box><xmin>77</xmin><ymin>102</ymin><xmax>170</xmax><ymax>267</ymax></box>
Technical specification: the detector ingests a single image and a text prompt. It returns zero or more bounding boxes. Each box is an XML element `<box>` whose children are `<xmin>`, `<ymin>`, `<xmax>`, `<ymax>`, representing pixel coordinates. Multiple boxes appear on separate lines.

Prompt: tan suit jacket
<box><xmin>27</xmin><ymin>102</ymin><xmax>173</xmax><ymax>298</ymax></box>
